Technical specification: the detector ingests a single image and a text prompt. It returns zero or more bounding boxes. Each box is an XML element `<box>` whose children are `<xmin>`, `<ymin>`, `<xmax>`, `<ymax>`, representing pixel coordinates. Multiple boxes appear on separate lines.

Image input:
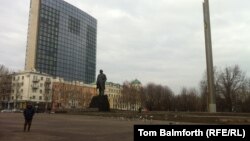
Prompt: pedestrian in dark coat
<box><xmin>23</xmin><ymin>103</ymin><xmax>35</xmax><ymax>132</ymax></box>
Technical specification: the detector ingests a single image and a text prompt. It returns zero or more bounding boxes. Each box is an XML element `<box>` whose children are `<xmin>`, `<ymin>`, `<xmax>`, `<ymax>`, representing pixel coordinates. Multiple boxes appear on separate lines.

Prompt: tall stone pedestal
<box><xmin>89</xmin><ymin>95</ymin><xmax>110</xmax><ymax>112</ymax></box>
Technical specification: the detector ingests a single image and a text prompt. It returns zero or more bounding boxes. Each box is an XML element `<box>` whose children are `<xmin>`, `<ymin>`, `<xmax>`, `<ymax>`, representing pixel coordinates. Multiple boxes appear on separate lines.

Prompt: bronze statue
<box><xmin>96</xmin><ymin>69</ymin><xmax>107</xmax><ymax>95</ymax></box>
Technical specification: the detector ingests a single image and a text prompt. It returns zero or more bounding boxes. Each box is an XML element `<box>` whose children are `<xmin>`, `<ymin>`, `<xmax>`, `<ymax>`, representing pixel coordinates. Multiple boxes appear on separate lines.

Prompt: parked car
<box><xmin>12</xmin><ymin>109</ymin><xmax>23</xmax><ymax>113</ymax></box>
<box><xmin>1</xmin><ymin>109</ymin><xmax>12</xmax><ymax>113</ymax></box>
<box><xmin>1</xmin><ymin>109</ymin><xmax>23</xmax><ymax>113</ymax></box>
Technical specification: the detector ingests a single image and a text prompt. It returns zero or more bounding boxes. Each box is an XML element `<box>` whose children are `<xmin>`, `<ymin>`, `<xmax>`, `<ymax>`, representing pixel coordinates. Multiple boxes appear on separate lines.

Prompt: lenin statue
<box><xmin>96</xmin><ymin>69</ymin><xmax>107</xmax><ymax>96</ymax></box>
<box><xmin>89</xmin><ymin>69</ymin><xmax>109</xmax><ymax>111</ymax></box>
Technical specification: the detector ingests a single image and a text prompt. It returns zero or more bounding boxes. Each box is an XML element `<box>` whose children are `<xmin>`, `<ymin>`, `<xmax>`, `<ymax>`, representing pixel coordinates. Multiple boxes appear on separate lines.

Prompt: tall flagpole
<box><xmin>203</xmin><ymin>0</ymin><xmax>216</xmax><ymax>112</ymax></box>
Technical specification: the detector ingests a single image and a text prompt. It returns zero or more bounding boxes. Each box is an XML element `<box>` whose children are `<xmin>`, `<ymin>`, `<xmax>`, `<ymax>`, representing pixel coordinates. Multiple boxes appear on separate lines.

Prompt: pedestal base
<box><xmin>89</xmin><ymin>95</ymin><xmax>110</xmax><ymax>112</ymax></box>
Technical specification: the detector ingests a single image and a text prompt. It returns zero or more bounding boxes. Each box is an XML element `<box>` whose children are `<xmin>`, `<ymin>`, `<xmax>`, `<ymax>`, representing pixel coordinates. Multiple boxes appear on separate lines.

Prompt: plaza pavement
<box><xmin>0</xmin><ymin>113</ymin><xmax>174</xmax><ymax>141</ymax></box>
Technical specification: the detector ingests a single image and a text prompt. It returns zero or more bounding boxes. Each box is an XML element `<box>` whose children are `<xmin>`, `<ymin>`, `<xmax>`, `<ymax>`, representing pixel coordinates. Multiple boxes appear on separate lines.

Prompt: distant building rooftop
<box><xmin>131</xmin><ymin>79</ymin><xmax>141</xmax><ymax>85</ymax></box>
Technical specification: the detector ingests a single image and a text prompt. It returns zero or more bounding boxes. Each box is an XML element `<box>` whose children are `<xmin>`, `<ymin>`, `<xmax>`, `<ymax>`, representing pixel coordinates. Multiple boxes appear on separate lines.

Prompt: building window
<box><xmin>40</xmin><ymin>90</ymin><xmax>42</xmax><ymax>93</ymax></box>
<box><xmin>68</xmin><ymin>16</ymin><xmax>80</xmax><ymax>35</ymax></box>
<box><xmin>41</xmin><ymin>77</ymin><xmax>43</xmax><ymax>80</ymax></box>
<box><xmin>22</xmin><ymin>76</ymin><xmax>24</xmax><ymax>80</ymax></box>
<box><xmin>39</xmin><ymin>96</ymin><xmax>42</xmax><ymax>100</ymax></box>
<box><xmin>40</xmin><ymin>83</ymin><xmax>43</xmax><ymax>87</ymax></box>
<box><xmin>33</xmin><ymin>96</ymin><xmax>36</xmax><ymax>99</ymax></box>
<box><xmin>33</xmin><ymin>75</ymin><xmax>38</xmax><ymax>80</ymax></box>
<box><xmin>12</xmin><ymin>96</ymin><xmax>14</xmax><ymax>100</ymax></box>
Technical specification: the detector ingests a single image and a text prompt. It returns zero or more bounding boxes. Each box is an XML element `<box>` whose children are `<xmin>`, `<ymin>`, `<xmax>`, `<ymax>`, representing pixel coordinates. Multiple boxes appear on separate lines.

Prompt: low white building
<box><xmin>9</xmin><ymin>70</ymin><xmax>53</xmax><ymax>111</ymax></box>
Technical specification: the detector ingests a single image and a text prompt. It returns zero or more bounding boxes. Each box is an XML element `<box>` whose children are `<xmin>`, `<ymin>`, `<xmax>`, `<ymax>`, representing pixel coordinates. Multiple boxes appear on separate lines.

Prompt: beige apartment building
<box><xmin>105</xmin><ymin>80</ymin><xmax>142</xmax><ymax>111</ymax></box>
<box><xmin>105</xmin><ymin>82</ymin><xmax>122</xmax><ymax>109</ymax></box>
<box><xmin>51</xmin><ymin>80</ymin><xmax>97</xmax><ymax>111</ymax></box>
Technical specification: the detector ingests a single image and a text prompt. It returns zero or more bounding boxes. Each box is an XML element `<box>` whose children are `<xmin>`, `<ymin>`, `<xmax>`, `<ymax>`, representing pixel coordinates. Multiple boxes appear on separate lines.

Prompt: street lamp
<box><xmin>44</xmin><ymin>78</ymin><xmax>51</xmax><ymax>112</ymax></box>
<box><xmin>15</xmin><ymin>82</ymin><xmax>21</xmax><ymax>110</ymax></box>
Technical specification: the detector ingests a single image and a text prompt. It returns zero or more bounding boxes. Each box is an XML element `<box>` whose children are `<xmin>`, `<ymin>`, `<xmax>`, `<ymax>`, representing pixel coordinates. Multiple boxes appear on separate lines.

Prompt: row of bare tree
<box><xmin>201</xmin><ymin>65</ymin><xmax>250</xmax><ymax>112</ymax></box>
<box><xmin>121</xmin><ymin>65</ymin><xmax>250</xmax><ymax>112</ymax></box>
<box><xmin>1</xmin><ymin>64</ymin><xmax>250</xmax><ymax>112</ymax></box>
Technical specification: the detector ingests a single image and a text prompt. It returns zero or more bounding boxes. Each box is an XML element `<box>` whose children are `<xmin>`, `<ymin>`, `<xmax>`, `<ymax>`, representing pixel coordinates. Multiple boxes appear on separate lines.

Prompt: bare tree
<box><xmin>120</xmin><ymin>81</ymin><xmax>143</xmax><ymax>111</ymax></box>
<box><xmin>240</xmin><ymin>78</ymin><xmax>250</xmax><ymax>112</ymax></box>
<box><xmin>143</xmin><ymin>83</ymin><xmax>173</xmax><ymax>111</ymax></box>
<box><xmin>200</xmin><ymin>80</ymin><xmax>209</xmax><ymax>111</ymax></box>
<box><xmin>0</xmin><ymin>65</ymin><xmax>11</xmax><ymax>109</ymax></box>
<box><xmin>200</xmin><ymin>65</ymin><xmax>248</xmax><ymax>112</ymax></box>
<box><xmin>158</xmin><ymin>85</ymin><xmax>174</xmax><ymax>111</ymax></box>
<box><xmin>84</xmin><ymin>91</ymin><xmax>93</xmax><ymax>108</ymax></box>
<box><xmin>174</xmin><ymin>88</ymin><xmax>201</xmax><ymax>112</ymax></box>
<box><xmin>241</xmin><ymin>96</ymin><xmax>250</xmax><ymax>112</ymax></box>
<box><xmin>143</xmin><ymin>83</ymin><xmax>155</xmax><ymax>111</ymax></box>
<box><xmin>217</xmin><ymin>65</ymin><xmax>246</xmax><ymax>112</ymax></box>
<box><xmin>0</xmin><ymin>65</ymin><xmax>9</xmax><ymax>75</ymax></box>
<box><xmin>121</xmin><ymin>81</ymin><xmax>137</xmax><ymax>110</ymax></box>
<box><xmin>199</xmin><ymin>66</ymin><xmax>221</xmax><ymax>112</ymax></box>
<box><xmin>120</xmin><ymin>81</ymin><xmax>129</xmax><ymax>110</ymax></box>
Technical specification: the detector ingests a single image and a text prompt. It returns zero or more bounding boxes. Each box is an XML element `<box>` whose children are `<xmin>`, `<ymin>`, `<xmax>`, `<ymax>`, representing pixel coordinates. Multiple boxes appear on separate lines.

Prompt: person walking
<box><xmin>23</xmin><ymin>103</ymin><xmax>35</xmax><ymax>132</ymax></box>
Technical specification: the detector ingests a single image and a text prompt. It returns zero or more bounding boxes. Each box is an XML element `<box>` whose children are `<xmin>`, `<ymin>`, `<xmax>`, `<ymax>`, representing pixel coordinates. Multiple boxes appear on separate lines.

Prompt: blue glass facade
<box><xmin>36</xmin><ymin>0</ymin><xmax>97</xmax><ymax>83</ymax></box>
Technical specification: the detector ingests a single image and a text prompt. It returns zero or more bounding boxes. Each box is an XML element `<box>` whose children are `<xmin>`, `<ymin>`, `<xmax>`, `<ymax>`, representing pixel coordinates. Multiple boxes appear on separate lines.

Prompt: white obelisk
<box><xmin>203</xmin><ymin>0</ymin><xmax>216</xmax><ymax>112</ymax></box>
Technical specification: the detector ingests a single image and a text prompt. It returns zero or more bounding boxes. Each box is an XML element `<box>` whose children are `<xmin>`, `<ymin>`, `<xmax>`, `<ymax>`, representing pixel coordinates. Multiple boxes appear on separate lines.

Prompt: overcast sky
<box><xmin>0</xmin><ymin>0</ymin><xmax>249</xmax><ymax>94</ymax></box>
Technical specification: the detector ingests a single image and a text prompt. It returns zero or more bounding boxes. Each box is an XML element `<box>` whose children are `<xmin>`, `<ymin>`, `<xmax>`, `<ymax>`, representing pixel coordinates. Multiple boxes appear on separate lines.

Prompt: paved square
<box><xmin>0</xmin><ymin>113</ymin><xmax>171</xmax><ymax>141</ymax></box>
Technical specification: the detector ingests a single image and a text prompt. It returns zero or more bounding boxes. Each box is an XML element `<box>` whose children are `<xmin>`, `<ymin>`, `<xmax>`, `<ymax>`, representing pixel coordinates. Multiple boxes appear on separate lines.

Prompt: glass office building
<box><xmin>25</xmin><ymin>0</ymin><xmax>97</xmax><ymax>83</ymax></box>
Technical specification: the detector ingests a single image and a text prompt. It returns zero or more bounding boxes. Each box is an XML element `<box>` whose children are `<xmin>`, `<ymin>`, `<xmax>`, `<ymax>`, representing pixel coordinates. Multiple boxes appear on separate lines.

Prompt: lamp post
<box><xmin>44</xmin><ymin>78</ymin><xmax>52</xmax><ymax>113</ymax></box>
<box><xmin>51</xmin><ymin>82</ymin><xmax>55</xmax><ymax>113</ymax></box>
<box><xmin>70</xmin><ymin>81</ymin><xmax>77</xmax><ymax>108</ymax></box>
